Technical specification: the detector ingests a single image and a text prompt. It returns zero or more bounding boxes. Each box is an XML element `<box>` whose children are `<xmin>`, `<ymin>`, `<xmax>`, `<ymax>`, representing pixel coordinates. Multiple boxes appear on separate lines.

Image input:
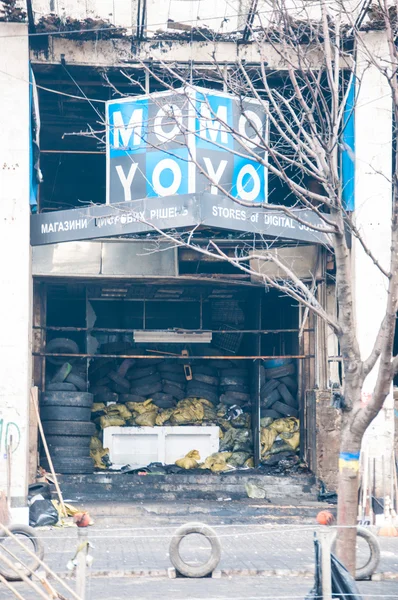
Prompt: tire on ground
<box><xmin>279</xmin><ymin>376</ymin><xmax>298</xmax><ymax>392</ymax></box>
<box><xmin>42</xmin><ymin>421</ymin><xmax>95</xmax><ymax>437</ymax></box>
<box><xmin>94</xmin><ymin>391</ymin><xmax>119</xmax><ymax>404</ymax></box>
<box><xmin>130</xmin><ymin>382</ymin><xmax>163</xmax><ymax>396</ymax></box>
<box><xmin>162</xmin><ymin>384</ymin><xmax>186</xmax><ymax>400</ymax></box>
<box><xmin>0</xmin><ymin>525</ymin><xmax>45</xmax><ymax>581</ymax></box>
<box><xmin>45</xmin><ymin>338</ymin><xmax>79</xmax><ymax>365</ymax></box>
<box><xmin>331</xmin><ymin>527</ymin><xmax>380</xmax><ymax>580</ymax></box>
<box><xmin>40</xmin><ymin>406</ymin><xmax>92</xmax><ymax>422</ymax></box>
<box><xmin>51</xmin><ymin>363</ymin><xmax>72</xmax><ymax>383</ymax></box>
<box><xmin>169</xmin><ymin>522</ymin><xmax>221</xmax><ymax>578</ymax></box>
<box><xmin>118</xmin><ymin>393</ymin><xmax>146</xmax><ymax>404</ymax></box>
<box><xmin>260</xmin><ymin>379</ymin><xmax>279</xmax><ymax>397</ymax></box>
<box><xmin>127</xmin><ymin>367</ymin><xmax>158</xmax><ymax>381</ymax></box>
<box><xmin>192</xmin><ymin>374</ymin><xmax>219</xmax><ymax>386</ymax></box>
<box><xmin>41</xmin><ymin>392</ymin><xmax>93</xmax><ymax>408</ymax></box>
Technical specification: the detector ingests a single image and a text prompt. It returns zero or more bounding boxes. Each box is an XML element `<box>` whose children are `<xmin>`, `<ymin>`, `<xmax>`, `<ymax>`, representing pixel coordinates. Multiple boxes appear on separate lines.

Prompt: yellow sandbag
<box><xmin>175</xmin><ymin>449</ymin><xmax>201</xmax><ymax>469</ymax></box>
<box><xmin>280</xmin><ymin>430</ymin><xmax>300</xmax><ymax>450</ymax></box>
<box><xmin>270</xmin><ymin>417</ymin><xmax>299</xmax><ymax>434</ymax></box>
<box><xmin>106</xmin><ymin>404</ymin><xmax>132</xmax><ymax>420</ymax></box>
<box><xmin>100</xmin><ymin>415</ymin><xmax>126</xmax><ymax>429</ymax></box>
<box><xmin>171</xmin><ymin>399</ymin><xmax>204</xmax><ymax>424</ymax></box>
<box><xmin>90</xmin><ymin>436</ymin><xmax>103</xmax><ymax>452</ymax></box>
<box><xmin>135</xmin><ymin>411</ymin><xmax>157</xmax><ymax>427</ymax></box>
<box><xmin>244</xmin><ymin>456</ymin><xmax>254</xmax><ymax>468</ymax></box>
<box><xmin>90</xmin><ymin>448</ymin><xmax>110</xmax><ymax>469</ymax></box>
<box><xmin>201</xmin><ymin>452</ymin><xmax>233</xmax><ymax>472</ymax></box>
<box><xmin>155</xmin><ymin>408</ymin><xmax>174</xmax><ymax>426</ymax></box>
<box><xmin>92</xmin><ymin>403</ymin><xmax>106</xmax><ymax>413</ymax></box>
<box><xmin>216</xmin><ymin>404</ymin><xmax>228</xmax><ymax>418</ymax></box>
<box><xmin>217</xmin><ymin>418</ymin><xmax>232</xmax><ymax>431</ymax></box>
<box><xmin>260</xmin><ymin>427</ymin><xmax>277</xmax><ymax>455</ymax></box>
<box><xmin>125</xmin><ymin>399</ymin><xmax>157</xmax><ymax>415</ymax></box>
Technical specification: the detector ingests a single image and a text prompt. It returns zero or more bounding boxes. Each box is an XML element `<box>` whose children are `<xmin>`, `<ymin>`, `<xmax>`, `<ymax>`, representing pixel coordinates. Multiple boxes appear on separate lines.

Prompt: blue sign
<box><xmin>106</xmin><ymin>87</ymin><xmax>268</xmax><ymax>205</ymax></box>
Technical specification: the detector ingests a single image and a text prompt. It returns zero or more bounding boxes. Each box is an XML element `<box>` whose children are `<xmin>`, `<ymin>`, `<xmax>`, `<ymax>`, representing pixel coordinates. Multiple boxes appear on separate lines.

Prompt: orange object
<box><xmin>378</xmin><ymin>524</ymin><xmax>398</xmax><ymax>537</ymax></box>
<box><xmin>316</xmin><ymin>510</ymin><xmax>335</xmax><ymax>526</ymax></box>
<box><xmin>73</xmin><ymin>512</ymin><xmax>91</xmax><ymax>528</ymax></box>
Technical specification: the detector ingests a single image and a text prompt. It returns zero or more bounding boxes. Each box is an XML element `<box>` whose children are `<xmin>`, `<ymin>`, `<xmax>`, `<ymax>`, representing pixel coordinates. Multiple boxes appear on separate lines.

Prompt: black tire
<box><xmin>89</xmin><ymin>361</ymin><xmax>115</xmax><ymax>380</ymax></box>
<box><xmin>192</xmin><ymin>374</ymin><xmax>219</xmax><ymax>386</ymax></box>
<box><xmin>221</xmin><ymin>368</ymin><xmax>248</xmax><ymax>378</ymax></box>
<box><xmin>0</xmin><ymin>525</ymin><xmax>45</xmax><ymax>581</ymax></box>
<box><xmin>260</xmin><ymin>379</ymin><xmax>280</xmax><ymax>397</ymax></box>
<box><xmin>90</xmin><ymin>386</ymin><xmax>111</xmax><ymax>396</ymax></box>
<box><xmin>46</xmin><ymin>338</ymin><xmax>79</xmax><ymax>364</ymax></box>
<box><xmin>220</xmin><ymin>391</ymin><xmax>250</xmax><ymax>402</ymax></box>
<box><xmin>169</xmin><ymin>523</ymin><xmax>221</xmax><ymax>578</ymax></box>
<box><xmin>107</xmin><ymin>371</ymin><xmax>130</xmax><ymax>391</ymax></box>
<box><xmin>94</xmin><ymin>391</ymin><xmax>119</xmax><ymax>404</ymax></box>
<box><xmin>220</xmin><ymin>385</ymin><xmax>249</xmax><ymax>394</ymax></box>
<box><xmin>278</xmin><ymin>383</ymin><xmax>298</xmax><ymax>408</ymax></box>
<box><xmin>100</xmin><ymin>342</ymin><xmax>132</xmax><ymax>354</ymax></box>
<box><xmin>220</xmin><ymin>394</ymin><xmax>245</xmax><ymax>406</ymax></box>
<box><xmin>51</xmin><ymin>363</ymin><xmax>72</xmax><ymax>383</ymax></box>
<box><xmin>42</xmin><ymin>446</ymin><xmax>89</xmax><ymax>459</ymax></box>
<box><xmin>272</xmin><ymin>400</ymin><xmax>299</xmax><ymax>418</ymax></box>
<box><xmin>65</xmin><ymin>373</ymin><xmax>87</xmax><ymax>392</ymax></box>
<box><xmin>40</xmin><ymin>456</ymin><xmax>94</xmax><ymax>474</ymax></box>
<box><xmin>46</xmin><ymin>435</ymin><xmax>91</xmax><ymax>448</ymax></box>
<box><xmin>42</xmin><ymin>421</ymin><xmax>95</xmax><ymax>437</ymax></box>
<box><xmin>331</xmin><ymin>527</ymin><xmax>380</xmax><ymax>580</ymax></box>
<box><xmin>192</xmin><ymin>366</ymin><xmax>218</xmax><ymax>377</ymax></box>
<box><xmin>46</xmin><ymin>382</ymin><xmax>77</xmax><ymax>392</ymax></box>
<box><xmin>117</xmin><ymin>359</ymin><xmax>136</xmax><ymax>377</ymax></box>
<box><xmin>41</xmin><ymin>392</ymin><xmax>93</xmax><ymax>408</ymax></box>
<box><xmin>130</xmin><ymin>373</ymin><xmax>161</xmax><ymax>387</ymax></box>
<box><xmin>118</xmin><ymin>393</ymin><xmax>146</xmax><ymax>404</ymax></box>
<box><xmin>127</xmin><ymin>367</ymin><xmax>158</xmax><ymax>381</ymax></box>
<box><xmin>260</xmin><ymin>408</ymin><xmax>282</xmax><ymax>419</ymax></box>
<box><xmin>28</xmin><ymin>483</ymin><xmax>52</xmax><ymax>501</ymax></box>
<box><xmin>220</xmin><ymin>376</ymin><xmax>247</xmax><ymax>386</ymax></box>
<box><xmin>263</xmin><ymin>363</ymin><xmax>295</xmax><ymax>379</ymax></box>
<box><xmin>261</xmin><ymin>388</ymin><xmax>281</xmax><ymax>409</ymax></box>
<box><xmin>186</xmin><ymin>387</ymin><xmax>218</xmax><ymax>404</ymax></box>
<box><xmin>161</xmin><ymin>379</ymin><xmax>185</xmax><ymax>391</ymax></box>
<box><xmin>110</xmin><ymin>382</ymin><xmax>132</xmax><ymax>395</ymax></box>
<box><xmin>151</xmin><ymin>393</ymin><xmax>175</xmax><ymax>402</ymax></box>
<box><xmin>130</xmin><ymin>382</ymin><xmax>163</xmax><ymax>396</ymax></box>
<box><xmin>186</xmin><ymin>381</ymin><xmax>217</xmax><ymax>394</ymax></box>
<box><xmin>41</xmin><ymin>406</ymin><xmax>92</xmax><ymax>422</ymax></box>
<box><xmin>159</xmin><ymin>371</ymin><xmax>186</xmax><ymax>384</ymax></box>
<box><xmin>158</xmin><ymin>363</ymin><xmax>185</xmax><ymax>374</ymax></box>
<box><xmin>162</xmin><ymin>384</ymin><xmax>186</xmax><ymax>400</ymax></box>
<box><xmin>280</xmin><ymin>376</ymin><xmax>298</xmax><ymax>392</ymax></box>
<box><xmin>152</xmin><ymin>398</ymin><xmax>177</xmax><ymax>409</ymax></box>
<box><xmin>95</xmin><ymin>377</ymin><xmax>111</xmax><ymax>387</ymax></box>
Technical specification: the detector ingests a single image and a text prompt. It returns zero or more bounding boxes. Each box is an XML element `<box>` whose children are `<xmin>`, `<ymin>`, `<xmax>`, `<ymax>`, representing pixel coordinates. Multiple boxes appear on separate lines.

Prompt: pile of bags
<box><xmin>260</xmin><ymin>417</ymin><xmax>300</xmax><ymax>461</ymax></box>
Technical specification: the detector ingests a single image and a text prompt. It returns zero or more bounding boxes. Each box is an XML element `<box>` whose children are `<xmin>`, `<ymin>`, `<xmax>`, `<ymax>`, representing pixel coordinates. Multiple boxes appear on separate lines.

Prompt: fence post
<box><xmin>319</xmin><ymin>529</ymin><xmax>332</xmax><ymax>600</ymax></box>
<box><xmin>76</xmin><ymin>527</ymin><xmax>88</xmax><ymax>600</ymax></box>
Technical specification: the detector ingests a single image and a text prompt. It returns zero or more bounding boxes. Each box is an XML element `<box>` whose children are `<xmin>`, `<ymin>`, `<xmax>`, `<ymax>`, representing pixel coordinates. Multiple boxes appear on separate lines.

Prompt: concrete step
<box><xmin>58</xmin><ymin>471</ymin><xmax>317</xmax><ymax>503</ymax></box>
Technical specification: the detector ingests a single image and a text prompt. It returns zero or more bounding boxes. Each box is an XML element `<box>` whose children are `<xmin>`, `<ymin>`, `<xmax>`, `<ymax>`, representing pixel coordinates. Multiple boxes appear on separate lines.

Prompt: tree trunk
<box><xmin>336</xmin><ymin>432</ymin><xmax>360</xmax><ymax>576</ymax></box>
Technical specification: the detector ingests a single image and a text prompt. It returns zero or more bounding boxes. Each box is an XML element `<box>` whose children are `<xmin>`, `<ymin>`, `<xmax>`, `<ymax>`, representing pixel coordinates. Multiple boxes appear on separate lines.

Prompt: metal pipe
<box><xmin>33</xmin><ymin>326</ymin><xmax>310</xmax><ymax>334</ymax></box>
<box><xmin>34</xmin><ymin>352</ymin><xmax>309</xmax><ymax>360</ymax></box>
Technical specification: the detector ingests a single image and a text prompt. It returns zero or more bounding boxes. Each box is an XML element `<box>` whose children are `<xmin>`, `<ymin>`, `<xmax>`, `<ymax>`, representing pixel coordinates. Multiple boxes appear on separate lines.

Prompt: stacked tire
<box><xmin>260</xmin><ymin>360</ymin><xmax>299</xmax><ymax>419</ymax></box>
<box><xmin>40</xmin><ymin>392</ymin><xmax>95</xmax><ymax>474</ymax></box>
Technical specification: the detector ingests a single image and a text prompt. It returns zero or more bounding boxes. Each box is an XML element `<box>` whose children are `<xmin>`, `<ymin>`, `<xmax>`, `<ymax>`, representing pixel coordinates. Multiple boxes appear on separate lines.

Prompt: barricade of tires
<box><xmin>41</xmin><ymin>338</ymin><xmax>94</xmax><ymax>474</ymax></box>
<box><xmin>259</xmin><ymin>359</ymin><xmax>299</xmax><ymax>419</ymax></box>
<box><xmin>40</xmin><ymin>392</ymin><xmax>95</xmax><ymax>474</ymax></box>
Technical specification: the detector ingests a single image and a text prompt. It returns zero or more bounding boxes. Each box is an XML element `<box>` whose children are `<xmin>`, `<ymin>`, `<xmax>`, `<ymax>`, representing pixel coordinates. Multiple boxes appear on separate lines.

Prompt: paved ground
<box><xmin>30</xmin><ymin>521</ymin><xmax>398</xmax><ymax>576</ymax></box>
<box><xmin>3</xmin><ymin>575</ymin><xmax>398</xmax><ymax>599</ymax></box>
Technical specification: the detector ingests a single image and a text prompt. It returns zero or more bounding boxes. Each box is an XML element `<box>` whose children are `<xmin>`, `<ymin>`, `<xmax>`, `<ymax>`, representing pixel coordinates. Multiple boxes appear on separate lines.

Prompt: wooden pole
<box><xmin>75</xmin><ymin>528</ymin><xmax>88</xmax><ymax>600</ymax></box>
<box><xmin>30</xmin><ymin>389</ymin><xmax>67</xmax><ymax>518</ymax></box>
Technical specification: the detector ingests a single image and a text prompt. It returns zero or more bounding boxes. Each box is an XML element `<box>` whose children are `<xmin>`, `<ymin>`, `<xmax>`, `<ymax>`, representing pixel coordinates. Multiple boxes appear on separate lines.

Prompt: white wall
<box><xmin>354</xmin><ymin>31</ymin><xmax>394</xmax><ymax>492</ymax></box>
<box><xmin>0</xmin><ymin>23</ymin><xmax>32</xmax><ymax>505</ymax></box>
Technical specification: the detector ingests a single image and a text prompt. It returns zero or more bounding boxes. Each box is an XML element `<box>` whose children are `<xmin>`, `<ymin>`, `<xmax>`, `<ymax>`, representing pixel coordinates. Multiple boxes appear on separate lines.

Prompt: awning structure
<box><xmin>31</xmin><ymin>193</ymin><xmax>331</xmax><ymax>246</ymax></box>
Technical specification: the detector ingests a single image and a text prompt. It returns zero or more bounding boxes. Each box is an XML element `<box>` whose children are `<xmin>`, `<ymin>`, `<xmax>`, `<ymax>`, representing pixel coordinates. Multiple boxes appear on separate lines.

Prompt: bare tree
<box><xmin>79</xmin><ymin>0</ymin><xmax>398</xmax><ymax>573</ymax></box>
